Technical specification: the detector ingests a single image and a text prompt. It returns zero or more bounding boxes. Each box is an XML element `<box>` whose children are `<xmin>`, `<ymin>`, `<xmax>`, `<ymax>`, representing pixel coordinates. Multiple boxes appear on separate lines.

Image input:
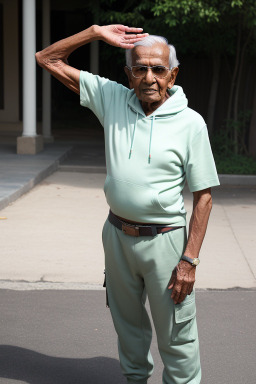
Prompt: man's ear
<box><xmin>124</xmin><ymin>66</ymin><xmax>134</xmax><ymax>89</ymax></box>
<box><xmin>167</xmin><ymin>67</ymin><xmax>179</xmax><ymax>89</ymax></box>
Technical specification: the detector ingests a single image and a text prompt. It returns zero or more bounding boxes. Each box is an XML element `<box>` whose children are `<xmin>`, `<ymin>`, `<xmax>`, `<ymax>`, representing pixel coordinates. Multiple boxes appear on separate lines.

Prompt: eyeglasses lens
<box><xmin>132</xmin><ymin>66</ymin><xmax>169</xmax><ymax>79</ymax></box>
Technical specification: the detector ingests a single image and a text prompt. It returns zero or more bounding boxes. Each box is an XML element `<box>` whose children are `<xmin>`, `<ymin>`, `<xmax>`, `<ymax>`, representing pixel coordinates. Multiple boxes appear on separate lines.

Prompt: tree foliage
<box><xmin>152</xmin><ymin>0</ymin><xmax>256</xmax><ymax>52</ymax></box>
<box><xmin>98</xmin><ymin>0</ymin><xmax>256</xmax><ymax>156</ymax></box>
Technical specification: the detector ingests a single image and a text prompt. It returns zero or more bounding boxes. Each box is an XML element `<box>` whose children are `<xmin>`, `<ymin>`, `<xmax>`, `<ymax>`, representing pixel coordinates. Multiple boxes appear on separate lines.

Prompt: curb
<box><xmin>0</xmin><ymin>146</ymin><xmax>72</xmax><ymax>211</ymax></box>
<box><xmin>58</xmin><ymin>164</ymin><xmax>106</xmax><ymax>174</ymax></box>
<box><xmin>0</xmin><ymin>281</ymin><xmax>104</xmax><ymax>291</ymax></box>
<box><xmin>218</xmin><ymin>174</ymin><xmax>256</xmax><ymax>186</ymax></box>
<box><xmin>0</xmin><ymin>280</ymin><xmax>255</xmax><ymax>291</ymax></box>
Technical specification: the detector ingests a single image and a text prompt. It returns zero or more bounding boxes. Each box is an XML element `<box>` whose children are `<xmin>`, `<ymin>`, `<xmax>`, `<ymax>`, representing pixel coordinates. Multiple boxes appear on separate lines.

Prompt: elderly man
<box><xmin>36</xmin><ymin>24</ymin><xmax>219</xmax><ymax>384</ymax></box>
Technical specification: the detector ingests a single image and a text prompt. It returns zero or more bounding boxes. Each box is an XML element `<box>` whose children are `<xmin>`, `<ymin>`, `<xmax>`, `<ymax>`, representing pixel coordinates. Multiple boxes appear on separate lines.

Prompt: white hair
<box><xmin>125</xmin><ymin>35</ymin><xmax>179</xmax><ymax>69</ymax></box>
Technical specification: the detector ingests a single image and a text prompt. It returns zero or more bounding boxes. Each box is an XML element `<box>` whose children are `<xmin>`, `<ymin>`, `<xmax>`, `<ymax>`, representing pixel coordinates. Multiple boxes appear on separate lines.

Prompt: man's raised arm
<box><xmin>35</xmin><ymin>24</ymin><xmax>148</xmax><ymax>95</ymax></box>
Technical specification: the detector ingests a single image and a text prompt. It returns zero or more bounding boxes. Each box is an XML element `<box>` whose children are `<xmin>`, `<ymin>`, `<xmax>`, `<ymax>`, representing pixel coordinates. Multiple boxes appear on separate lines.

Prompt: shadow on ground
<box><xmin>0</xmin><ymin>345</ymin><xmax>125</xmax><ymax>384</ymax></box>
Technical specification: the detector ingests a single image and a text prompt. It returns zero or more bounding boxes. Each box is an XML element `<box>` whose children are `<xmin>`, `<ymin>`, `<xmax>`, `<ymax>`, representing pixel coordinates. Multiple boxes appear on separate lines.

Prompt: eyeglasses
<box><xmin>127</xmin><ymin>65</ymin><xmax>171</xmax><ymax>79</ymax></box>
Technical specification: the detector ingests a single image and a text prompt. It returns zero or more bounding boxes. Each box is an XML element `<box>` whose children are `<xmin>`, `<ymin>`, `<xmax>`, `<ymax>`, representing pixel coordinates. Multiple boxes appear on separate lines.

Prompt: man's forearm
<box><xmin>36</xmin><ymin>25</ymin><xmax>100</xmax><ymax>69</ymax></box>
<box><xmin>184</xmin><ymin>189</ymin><xmax>212</xmax><ymax>259</ymax></box>
<box><xmin>35</xmin><ymin>24</ymin><xmax>147</xmax><ymax>95</ymax></box>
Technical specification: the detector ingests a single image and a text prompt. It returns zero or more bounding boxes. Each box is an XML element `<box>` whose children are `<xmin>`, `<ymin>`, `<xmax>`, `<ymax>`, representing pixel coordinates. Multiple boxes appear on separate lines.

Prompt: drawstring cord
<box><xmin>148</xmin><ymin>116</ymin><xmax>155</xmax><ymax>164</ymax></box>
<box><xmin>128</xmin><ymin>112</ymin><xmax>155</xmax><ymax>164</ymax></box>
<box><xmin>129</xmin><ymin>113</ymin><xmax>138</xmax><ymax>159</ymax></box>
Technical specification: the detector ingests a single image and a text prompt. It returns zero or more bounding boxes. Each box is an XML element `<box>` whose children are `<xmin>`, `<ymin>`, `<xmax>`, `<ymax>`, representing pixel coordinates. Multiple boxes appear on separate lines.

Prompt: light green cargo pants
<box><xmin>102</xmin><ymin>219</ymin><xmax>201</xmax><ymax>384</ymax></box>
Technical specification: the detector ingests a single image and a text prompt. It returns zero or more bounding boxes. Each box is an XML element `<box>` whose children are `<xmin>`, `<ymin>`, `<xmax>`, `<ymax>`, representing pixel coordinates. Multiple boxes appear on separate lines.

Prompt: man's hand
<box><xmin>99</xmin><ymin>25</ymin><xmax>148</xmax><ymax>49</ymax></box>
<box><xmin>168</xmin><ymin>261</ymin><xmax>196</xmax><ymax>304</ymax></box>
<box><xmin>168</xmin><ymin>188</ymin><xmax>212</xmax><ymax>305</ymax></box>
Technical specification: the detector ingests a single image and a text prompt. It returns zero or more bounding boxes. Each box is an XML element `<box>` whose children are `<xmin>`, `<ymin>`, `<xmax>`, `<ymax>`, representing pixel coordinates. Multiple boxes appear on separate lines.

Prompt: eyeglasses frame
<box><xmin>126</xmin><ymin>65</ymin><xmax>172</xmax><ymax>79</ymax></box>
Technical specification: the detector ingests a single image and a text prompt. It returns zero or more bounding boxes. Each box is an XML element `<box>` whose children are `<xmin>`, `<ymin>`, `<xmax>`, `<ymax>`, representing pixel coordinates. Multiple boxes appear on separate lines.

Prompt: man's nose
<box><xmin>144</xmin><ymin>68</ymin><xmax>155</xmax><ymax>83</ymax></box>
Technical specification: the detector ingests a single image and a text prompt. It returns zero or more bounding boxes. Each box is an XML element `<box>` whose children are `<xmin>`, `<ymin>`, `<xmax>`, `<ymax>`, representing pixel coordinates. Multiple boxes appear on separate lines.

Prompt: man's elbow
<box><xmin>35</xmin><ymin>51</ymin><xmax>45</xmax><ymax>68</ymax></box>
<box><xmin>35</xmin><ymin>52</ymin><xmax>64</xmax><ymax>72</ymax></box>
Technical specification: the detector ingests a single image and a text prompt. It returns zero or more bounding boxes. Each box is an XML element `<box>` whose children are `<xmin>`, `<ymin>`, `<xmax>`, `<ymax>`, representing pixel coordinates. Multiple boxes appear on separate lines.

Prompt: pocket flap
<box><xmin>175</xmin><ymin>297</ymin><xmax>196</xmax><ymax>324</ymax></box>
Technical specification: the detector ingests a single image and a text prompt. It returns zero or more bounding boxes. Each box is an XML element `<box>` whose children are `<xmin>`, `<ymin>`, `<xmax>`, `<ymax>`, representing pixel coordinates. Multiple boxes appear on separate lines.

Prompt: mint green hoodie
<box><xmin>80</xmin><ymin>71</ymin><xmax>220</xmax><ymax>225</ymax></box>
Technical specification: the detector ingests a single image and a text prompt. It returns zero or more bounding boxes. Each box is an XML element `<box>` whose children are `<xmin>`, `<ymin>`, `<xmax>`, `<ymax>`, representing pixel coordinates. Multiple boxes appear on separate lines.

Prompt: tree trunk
<box><xmin>90</xmin><ymin>0</ymin><xmax>99</xmax><ymax>75</ymax></box>
<box><xmin>248</xmin><ymin>82</ymin><xmax>256</xmax><ymax>159</ymax></box>
<box><xmin>207</xmin><ymin>53</ymin><xmax>221</xmax><ymax>136</ymax></box>
<box><xmin>227</xmin><ymin>20</ymin><xmax>241</xmax><ymax>126</ymax></box>
<box><xmin>233</xmin><ymin>31</ymin><xmax>252</xmax><ymax>154</ymax></box>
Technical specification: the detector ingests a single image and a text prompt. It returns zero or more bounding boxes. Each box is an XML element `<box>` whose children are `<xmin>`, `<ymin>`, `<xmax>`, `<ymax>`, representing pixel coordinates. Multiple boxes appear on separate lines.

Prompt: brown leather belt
<box><xmin>108</xmin><ymin>210</ymin><xmax>183</xmax><ymax>237</ymax></box>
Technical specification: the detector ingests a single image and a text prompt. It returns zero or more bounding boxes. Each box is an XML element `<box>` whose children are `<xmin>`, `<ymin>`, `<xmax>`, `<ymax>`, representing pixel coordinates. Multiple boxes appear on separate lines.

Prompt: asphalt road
<box><xmin>0</xmin><ymin>290</ymin><xmax>255</xmax><ymax>384</ymax></box>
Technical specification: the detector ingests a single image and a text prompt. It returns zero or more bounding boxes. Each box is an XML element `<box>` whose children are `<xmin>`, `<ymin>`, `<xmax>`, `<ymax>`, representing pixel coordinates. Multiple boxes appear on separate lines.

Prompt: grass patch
<box><xmin>214</xmin><ymin>153</ymin><xmax>256</xmax><ymax>175</ymax></box>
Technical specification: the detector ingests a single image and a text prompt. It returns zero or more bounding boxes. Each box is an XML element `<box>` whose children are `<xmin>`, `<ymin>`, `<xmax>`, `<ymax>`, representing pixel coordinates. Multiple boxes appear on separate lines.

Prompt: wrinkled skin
<box><xmin>124</xmin><ymin>44</ymin><xmax>179</xmax><ymax>116</ymax></box>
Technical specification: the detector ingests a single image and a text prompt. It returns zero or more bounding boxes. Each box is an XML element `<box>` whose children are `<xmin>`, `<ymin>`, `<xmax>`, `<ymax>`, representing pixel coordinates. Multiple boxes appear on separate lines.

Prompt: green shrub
<box><xmin>214</xmin><ymin>153</ymin><xmax>256</xmax><ymax>175</ymax></box>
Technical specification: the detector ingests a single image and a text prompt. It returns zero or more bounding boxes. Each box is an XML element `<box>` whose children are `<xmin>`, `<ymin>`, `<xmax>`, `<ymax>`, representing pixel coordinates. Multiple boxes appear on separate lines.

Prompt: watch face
<box><xmin>193</xmin><ymin>258</ymin><xmax>200</xmax><ymax>266</ymax></box>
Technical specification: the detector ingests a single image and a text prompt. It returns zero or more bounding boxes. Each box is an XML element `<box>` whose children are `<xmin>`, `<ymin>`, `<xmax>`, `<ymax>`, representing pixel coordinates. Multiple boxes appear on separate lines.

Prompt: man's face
<box><xmin>125</xmin><ymin>43</ymin><xmax>178</xmax><ymax>107</ymax></box>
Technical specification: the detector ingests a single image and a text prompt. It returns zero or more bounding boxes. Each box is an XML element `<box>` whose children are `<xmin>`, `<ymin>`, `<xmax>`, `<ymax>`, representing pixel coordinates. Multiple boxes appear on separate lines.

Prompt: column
<box><xmin>17</xmin><ymin>0</ymin><xmax>44</xmax><ymax>154</ymax></box>
<box><xmin>42</xmin><ymin>0</ymin><xmax>53</xmax><ymax>142</ymax></box>
<box><xmin>90</xmin><ymin>0</ymin><xmax>99</xmax><ymax>75</ymax></box>
<box><xmin>90</xmin><ymin>41</ymin><xmax>99</xmax><ymax>75</ymax></box>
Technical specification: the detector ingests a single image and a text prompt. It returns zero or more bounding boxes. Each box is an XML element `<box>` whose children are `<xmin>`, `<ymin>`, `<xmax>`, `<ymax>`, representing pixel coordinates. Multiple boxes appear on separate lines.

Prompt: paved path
<box><xmin>0</xmin><ymin>170</ymin><xmax>256</xmax><ymax>290</ymax></box>
<box><xmin>0</xmin><ymin>289</ymin><xmax>255</xmax><ymax>384</ymax></box>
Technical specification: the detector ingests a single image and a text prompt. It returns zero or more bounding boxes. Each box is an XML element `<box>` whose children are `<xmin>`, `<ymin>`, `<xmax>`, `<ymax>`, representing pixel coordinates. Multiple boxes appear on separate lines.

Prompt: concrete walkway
<box><xmin>0</xmin><ymin>143</ymin><xmax>72</xmax><ymax>211</ymax></box>
<box><xmin>0</xmin><ymin>140</ymin><xmax>256</xmax><ymax>290</ymax></box>
<box><xmin>0</xmin><ymin>139</ymin><xmax>256</xmax><ymax>384</ymax></box>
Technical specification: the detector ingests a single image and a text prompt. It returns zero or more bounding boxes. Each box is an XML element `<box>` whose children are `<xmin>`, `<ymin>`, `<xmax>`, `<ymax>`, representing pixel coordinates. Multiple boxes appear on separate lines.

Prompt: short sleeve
<box><xmin>184</xmin><ymin>125</ymin><xmax>220</xmax><ymax>192</ymax></box>
<box><xmin>79</xmin><ymin>70</ymin><xmax>114</xmax><ymax>126</ymax></box>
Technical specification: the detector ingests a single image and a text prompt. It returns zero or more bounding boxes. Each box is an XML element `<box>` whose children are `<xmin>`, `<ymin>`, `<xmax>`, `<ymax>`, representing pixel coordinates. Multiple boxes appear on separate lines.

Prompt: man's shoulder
<box><xmin>179</xmin><ymin>107</ymin><xmax>206</xmax><ymax>139</ymax></box>
<box><xmin>182</xmin><ymin>107</ymin><xmax>205</xmax><ymax>125</ymax></box>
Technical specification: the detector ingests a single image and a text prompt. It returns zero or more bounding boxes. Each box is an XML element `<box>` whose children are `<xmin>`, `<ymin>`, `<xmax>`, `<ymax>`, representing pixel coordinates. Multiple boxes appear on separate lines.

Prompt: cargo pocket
<box><xmin>171</xmin><ymin>291</ymin><xmax>197</xmax><ymax>343</ymax></box>
<box><xmin>103</xmin><ymin>269</ymin><xmax>109</xmax><ymax>308</ymax></box>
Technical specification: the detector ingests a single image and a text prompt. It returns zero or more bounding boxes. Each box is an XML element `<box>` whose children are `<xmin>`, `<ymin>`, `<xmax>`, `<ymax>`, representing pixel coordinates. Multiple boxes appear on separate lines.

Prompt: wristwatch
<box><xmin>181</xmin><ymin>255</ymin><xmax>200</xmax><ymax>266</ymax></box>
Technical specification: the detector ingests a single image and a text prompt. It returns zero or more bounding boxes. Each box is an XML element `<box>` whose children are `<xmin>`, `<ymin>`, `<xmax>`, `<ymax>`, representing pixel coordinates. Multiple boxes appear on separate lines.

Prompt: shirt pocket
<box><xmin>171</xmin><ymin>291</ymin><xmax>197</xmax><ymax>344</ymax></box>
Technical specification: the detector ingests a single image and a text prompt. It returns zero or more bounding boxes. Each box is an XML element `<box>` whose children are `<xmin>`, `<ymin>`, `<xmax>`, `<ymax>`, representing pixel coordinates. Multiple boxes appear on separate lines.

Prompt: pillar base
<box><xmin>17</xmin><ymin>135</ymin><xmax>44</xmax><ymax>154</ymax></box>
<box><xmin>43</xmin><ymin>135</ymin><xmax>54</xmax><ymax>143</ymax></box>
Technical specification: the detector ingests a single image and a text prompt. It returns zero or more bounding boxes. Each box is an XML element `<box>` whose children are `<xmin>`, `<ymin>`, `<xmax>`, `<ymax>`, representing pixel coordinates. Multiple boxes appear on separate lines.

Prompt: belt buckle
<box><xmin>122</xmin><ymin>223</ymin><xmax>139</xmax><ymax>237</ymax></box>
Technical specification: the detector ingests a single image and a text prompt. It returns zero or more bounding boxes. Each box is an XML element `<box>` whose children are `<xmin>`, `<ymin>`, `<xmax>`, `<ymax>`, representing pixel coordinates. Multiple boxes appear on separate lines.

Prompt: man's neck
<box><xmin>140</xmin><ymin>92</ymin><xmax>170</xmax><ymax>116</ymax></box>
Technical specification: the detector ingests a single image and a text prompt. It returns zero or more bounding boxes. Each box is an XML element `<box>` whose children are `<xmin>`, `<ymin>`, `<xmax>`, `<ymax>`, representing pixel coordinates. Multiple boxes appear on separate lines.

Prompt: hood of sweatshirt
<box><xmin>127</xmin><ymin>85</ymin><xmax>188</xmax><ymax>118</ymax></box>
<box><xmin>127</xmin><ymin>85</ymin><xmax>188</xmax><ymax>162</ymax></box>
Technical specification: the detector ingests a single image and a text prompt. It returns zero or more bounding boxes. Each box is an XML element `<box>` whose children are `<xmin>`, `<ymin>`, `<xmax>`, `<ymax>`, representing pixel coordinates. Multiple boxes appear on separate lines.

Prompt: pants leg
<box><xmin>134</xmin><ymin>227</ymin><xmax>201</xmax><ymax>384</ymax></box>
<box><xmin>102</xmin><ymin>219</ymin><xmax>154</xmax><ymax>384</ymax></box>
<box><xmin>103</xmin><ymin>220</ymin><xmax>201</xmax><ymax>384</ymax></box>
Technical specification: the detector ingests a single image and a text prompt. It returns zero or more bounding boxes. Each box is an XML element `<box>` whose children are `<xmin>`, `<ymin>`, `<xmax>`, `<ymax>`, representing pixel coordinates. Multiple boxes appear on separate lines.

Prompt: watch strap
<box><xmin>181</xmin><ymin>255</ymin><xmax>200</xmax><ymax>266</ymax></box>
